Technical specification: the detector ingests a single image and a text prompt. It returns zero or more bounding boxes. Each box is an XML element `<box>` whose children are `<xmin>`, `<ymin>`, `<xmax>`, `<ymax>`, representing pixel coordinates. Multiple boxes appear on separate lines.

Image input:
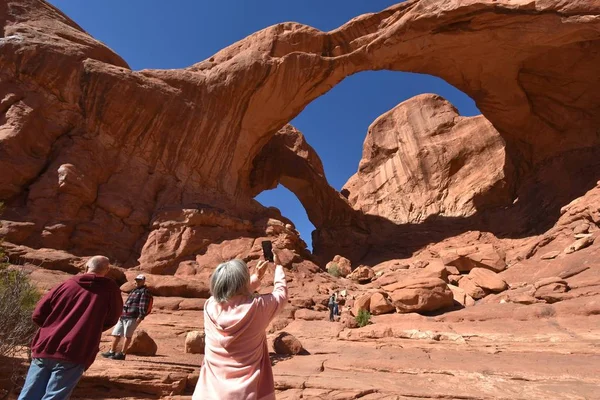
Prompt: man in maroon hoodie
<box><xmin>18</xmin><ymin>256</ymin><xmax>123</xmax><ymax>400</ymax></box>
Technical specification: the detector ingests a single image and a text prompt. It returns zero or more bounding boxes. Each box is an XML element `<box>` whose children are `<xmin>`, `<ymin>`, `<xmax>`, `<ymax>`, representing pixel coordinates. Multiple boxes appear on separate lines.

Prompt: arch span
<box><xmin>1</xmin><ymin>0</ymin><xmax>599</xmax><ymax>265</ymax></box>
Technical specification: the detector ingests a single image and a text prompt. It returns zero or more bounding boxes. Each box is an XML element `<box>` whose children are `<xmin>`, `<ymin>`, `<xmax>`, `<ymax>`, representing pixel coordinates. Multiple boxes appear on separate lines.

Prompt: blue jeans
<box><xmin>18</xmin><ymin>358</ymin><xmax>84</xmax><ymax>400</ymax></box>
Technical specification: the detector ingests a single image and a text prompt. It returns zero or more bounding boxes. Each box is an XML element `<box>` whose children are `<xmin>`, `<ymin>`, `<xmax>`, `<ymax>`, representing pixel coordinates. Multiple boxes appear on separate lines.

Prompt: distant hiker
<box><xmin>193</xmin><ymin>254</ymin><xmax>288</xmax><ymax>400</ymax></box>
<box><xmin>19</xmin><ymin>256</ymin><xmax>122</xmax><ymax>400</ymax></box>
<box><xmin>333</xmin><ymin>291</ymin><xmax>340</xmax><ymax>317</ymax></box>
<box><xmin>102</xmin><ymin>274</ymin><xmax>152</xmax><ymax>361</ymax></box>
<box><xmin>328</xmin><ymin>292</ymin><xmax>337</xmax><ymax>322</ymax></box>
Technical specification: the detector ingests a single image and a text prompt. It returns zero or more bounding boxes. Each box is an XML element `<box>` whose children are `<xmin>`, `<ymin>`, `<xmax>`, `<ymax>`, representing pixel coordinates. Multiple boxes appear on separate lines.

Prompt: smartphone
<box><xmin>261</xmin><ymin>240</ymin><xmax>274</xmax><ymax>262</ymax></box>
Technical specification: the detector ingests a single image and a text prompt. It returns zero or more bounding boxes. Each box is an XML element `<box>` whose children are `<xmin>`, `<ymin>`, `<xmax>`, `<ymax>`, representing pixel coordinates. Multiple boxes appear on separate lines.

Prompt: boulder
<box><xmin>468</xmin><ymin>268</ymin><xmax>508</xmax><ymax>293</ymax></box>
<box><xmin>369</xmin><ymin>292</ymin><xmax>395</xmax><ymax>315</ymax></box>
<box><xmin>127</xmin><ymin>330</ymin><xmax>157</xmax><ymax>356</ymax></box>
<box><xmin>375</xmin><ymin>263</ymin><xmax>447</xmax><ymax>287</ymax></box>
<box><xmin>448</xmin><ymin>274</ymin><xmax>462</xmax><ymax>286</ymax></box>
<box><xmin>352</xmin><ymin>294</ymin><xmax>372</xmax><ymax>316</ymax></box>
<box><xmin>458</xmin><ymin>277</ymin><xmax>488</xmax><ymax>300</ymax></box>
<box><xmin>272</xmin><ymin>332</ymin><xmax>304</xmax><ymax>355</ymax></box>
<box><xmin>439</xmin><ymin>244</ymin><xmax>506</xmax><ymax>272</ymax></box>
<box><xmin>534</xmin><ymin>282</ymin><xmax>570</xmax><ymax>304</ymax></box>
<box><xmin>340</xmin><ymin>311</ymin><xmax>359</xmax><ymax>329</ymax></box>
<box><xmin>184</xmin><ymin>331</ymin><xmax>205</xmax><ymax>354</ymax></box>
<box><xmin>386</xmin><ymin>278</ymin><xmax>454</xmax><ymax>314</ymax></box>
<box><xmin>447</xmin><ymin>284</ymin><xmax>475</xmax><ymax>307</ymax></box>
<box><xmin>347</xmin><ymin>265</ymin><xmax>375</xmax><ymax>284</ymax></box>
<box><xmin>327</xmin><ymin>255</ymin><xmax>352</xmax><ymax>277</ymax></box>
<box><xmin>534</xmin><ymin>277</ymin><xmax>568</xmax><ymax>290</ymax></box>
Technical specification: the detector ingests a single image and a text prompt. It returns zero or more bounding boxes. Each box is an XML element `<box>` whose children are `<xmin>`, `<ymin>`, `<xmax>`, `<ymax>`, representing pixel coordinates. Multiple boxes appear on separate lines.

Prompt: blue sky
<box><xmin>49</xmin><ymin>0</ymin><xmax>479</xmax><ymax>250</ymax></box>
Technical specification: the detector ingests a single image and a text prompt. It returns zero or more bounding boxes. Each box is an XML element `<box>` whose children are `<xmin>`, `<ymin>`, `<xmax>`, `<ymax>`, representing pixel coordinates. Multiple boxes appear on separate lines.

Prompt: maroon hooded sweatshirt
<box><xmin>31</xmin><ymin>273</ymin><xmax>123</xmax><ymax>370</ymax></box>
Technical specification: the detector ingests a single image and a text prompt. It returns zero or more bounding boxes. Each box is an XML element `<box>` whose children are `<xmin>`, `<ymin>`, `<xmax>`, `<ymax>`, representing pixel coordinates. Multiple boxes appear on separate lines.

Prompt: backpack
<box><xmin>328</xmin><ymin>295</ymin><xmax>335</xmax><ymax>306</ymax></box>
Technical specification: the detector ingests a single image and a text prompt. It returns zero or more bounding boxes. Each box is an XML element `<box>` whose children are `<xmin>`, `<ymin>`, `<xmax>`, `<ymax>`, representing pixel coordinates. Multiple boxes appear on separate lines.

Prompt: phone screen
<box><xmin>261</xmin><ymin>240</ymin><xmax>274</xmax><ymax>262</ymax></box>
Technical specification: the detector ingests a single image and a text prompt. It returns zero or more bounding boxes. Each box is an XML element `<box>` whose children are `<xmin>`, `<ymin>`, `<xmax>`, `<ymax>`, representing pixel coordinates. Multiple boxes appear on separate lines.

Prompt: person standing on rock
<box><xmin>328</xmin><ymin>292</ymin><xmax>337</xmax><ymax>322</ymax></box>
<box><xmin>193</xmin><ymin>253</ymin><xmax>287</xmax><ymax>400</ymax></box>
<box><xmin>102</xmin><ymin>274</ymin><xmax>152</xmax><ymax>361</ymax></box>
<box><xmin>18</xmin><ymin>256</ymin><xmax>122</xmax><ymax>400</ymax></box>
<box><xmin>333</xmin><ymin>291</ymin><xmax>340</xmax><ymax>317</ymax></box>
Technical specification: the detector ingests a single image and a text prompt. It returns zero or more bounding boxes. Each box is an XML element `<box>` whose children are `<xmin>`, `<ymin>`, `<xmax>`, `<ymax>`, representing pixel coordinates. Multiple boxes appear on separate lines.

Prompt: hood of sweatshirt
<box><xmin>204</xmin><ymin>295</ymin><xmax>258</xmax><ymax>350</ymax></box>
<box><xmin>73</xmin><ymin>273</ymin><xmax>115</xmax><ymax>292</ymax></box>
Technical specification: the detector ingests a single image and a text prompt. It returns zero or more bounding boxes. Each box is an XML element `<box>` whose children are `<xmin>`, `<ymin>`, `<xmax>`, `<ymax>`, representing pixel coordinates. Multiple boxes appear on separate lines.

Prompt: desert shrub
<box><xmin>0</xmin><ymin>265</ymin><xmax>40</xmax><ymax>358</ymax></box>
<box><xmin>0</xmin><ymin>209</ymin><xmax>40</xmax><ymax>356</ymax></box>
<box><xmin>355</xmin><ymin>309</ymin><xmax>371</xmax><ymax>327</ymax></box>
<box><xmin>327</xmin><ymin>263</ymin><xmax>341</xmax><ymax>277</ymax></box>
<box><xmin>0</xmin><ymin>234</ymin><xmax>40</xmax><ymax>399</ymax></box>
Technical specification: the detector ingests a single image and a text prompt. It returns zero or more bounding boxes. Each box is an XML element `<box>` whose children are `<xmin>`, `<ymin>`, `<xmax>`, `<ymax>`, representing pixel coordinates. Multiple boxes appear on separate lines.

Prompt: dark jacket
<box><xmin>31</xmin><ymin>274</ymin><xmax>123</xmax><ymax>370</ymax></box>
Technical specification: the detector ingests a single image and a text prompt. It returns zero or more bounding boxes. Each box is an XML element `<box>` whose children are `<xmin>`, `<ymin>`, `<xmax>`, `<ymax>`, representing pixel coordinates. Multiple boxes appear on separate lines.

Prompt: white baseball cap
<box><xmin>134</xmin><ymin>274</ymin><xmax>146</xmax><ymax>281</ymax></box>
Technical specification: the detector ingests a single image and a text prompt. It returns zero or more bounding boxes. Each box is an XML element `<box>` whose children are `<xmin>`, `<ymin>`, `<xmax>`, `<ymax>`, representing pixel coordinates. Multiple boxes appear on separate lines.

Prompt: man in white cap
<box><xmin>101</xmin><ymin>274</ymin><xmax>152</xmax><ymax>360</ymax></box>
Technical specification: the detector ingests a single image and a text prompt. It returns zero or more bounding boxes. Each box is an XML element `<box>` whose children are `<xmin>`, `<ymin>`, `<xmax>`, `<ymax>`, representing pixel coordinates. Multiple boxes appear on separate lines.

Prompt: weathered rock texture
<box><xmin>2</xmin><ymin>0</ymin><xmax>600</xmax><ymax>267</ymax></box>
<box><xmin>343</xmin><ymin>94</ymin><xmax>513</xmax><ymax>224</ymax></box>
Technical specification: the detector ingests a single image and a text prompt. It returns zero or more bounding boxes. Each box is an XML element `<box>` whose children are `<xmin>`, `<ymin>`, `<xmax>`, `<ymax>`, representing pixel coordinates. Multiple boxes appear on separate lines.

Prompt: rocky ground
<box><xmin>67</xmin><ymin>294</ymin><xmax>600</xmax><ymax>399</ymax></box>
<box><xmin>9</xmin><ymin>197</ymin><xmax>598</xmax><ymax>399</ymax></box>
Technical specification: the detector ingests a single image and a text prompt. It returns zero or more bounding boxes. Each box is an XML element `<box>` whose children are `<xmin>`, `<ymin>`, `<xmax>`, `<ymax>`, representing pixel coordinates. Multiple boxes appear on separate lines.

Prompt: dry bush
<box><xmin>0</xmin><ymin>267</ymin><xmax>39</xmax><ymax>358</ymax></box>
<box><xmin>0</xmin><ymin>236</ymin><xmax>40</xmax><ymax>399</ymax></box>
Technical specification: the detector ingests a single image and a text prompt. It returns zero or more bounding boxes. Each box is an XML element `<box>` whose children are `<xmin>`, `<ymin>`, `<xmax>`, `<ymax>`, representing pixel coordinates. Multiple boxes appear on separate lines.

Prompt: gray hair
<box><xmin>210</xmin><ymin>259</ymin><xmax>250</xmax><ymax>303</ymax></box>
<box><xmin>86</xmin><ymin>256</ymin><xmax>110</xmax><ymax>275</ymax></box>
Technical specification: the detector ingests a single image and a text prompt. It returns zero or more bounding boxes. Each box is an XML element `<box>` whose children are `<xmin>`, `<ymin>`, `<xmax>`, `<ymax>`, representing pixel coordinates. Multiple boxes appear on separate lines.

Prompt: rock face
<box><xmin>1</xmin><ymin>0</ymin><xmax>600</xmax><ymax>267</ymax></box>
<box><xmin>343</xmin><ymin>94</ymin><xmax>513</xmax><ymax>224</ymax></box>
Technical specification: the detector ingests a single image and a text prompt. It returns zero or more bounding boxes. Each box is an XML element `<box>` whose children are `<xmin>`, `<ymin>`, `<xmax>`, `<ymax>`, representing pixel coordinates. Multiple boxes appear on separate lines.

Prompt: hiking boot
<box><xmin>100</xmin><ymin>350</ymin><xmax>115</xmax><ymax>358</ymax></box>
<box><xmin>112</xmin><ymin>352</ymin><xmax>126</xmax><ymax>360</ymax></box>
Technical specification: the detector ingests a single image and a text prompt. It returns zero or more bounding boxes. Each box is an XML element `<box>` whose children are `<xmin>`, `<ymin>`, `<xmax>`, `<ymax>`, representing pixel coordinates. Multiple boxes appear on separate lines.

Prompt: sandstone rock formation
<box><xmin>343</xmin><ymin>94</ymin><xmax>513</xmax><ymax>224</ymax></box>
<box><xmin>2</xmin><ymin>1</ymin><xmax>600</xmax><ymax>399</ymax></box>
<box><xmin>1</xmin><ymin>0</ymin><xmax>599</xmax><ymax>267</ymax></box>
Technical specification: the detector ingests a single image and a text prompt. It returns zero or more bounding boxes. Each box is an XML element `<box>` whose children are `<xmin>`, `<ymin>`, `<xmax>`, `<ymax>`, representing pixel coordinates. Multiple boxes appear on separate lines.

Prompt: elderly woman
<box><xmin>193</xmin><ymin>255</ymin><xmax>287</xmax><ymax>400</ymax></box>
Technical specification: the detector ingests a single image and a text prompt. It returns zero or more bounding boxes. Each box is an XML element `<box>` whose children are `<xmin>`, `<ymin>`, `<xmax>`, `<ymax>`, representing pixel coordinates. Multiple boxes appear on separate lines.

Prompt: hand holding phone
<box><xmin>261</xmin><ymin>240</ymin><xmax>274</xmax><ymax>262</ymax></box>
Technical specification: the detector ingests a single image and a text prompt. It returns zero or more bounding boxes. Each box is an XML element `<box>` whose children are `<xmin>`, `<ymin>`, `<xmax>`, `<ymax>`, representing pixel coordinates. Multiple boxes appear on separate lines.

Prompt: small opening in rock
<box><xmin>255</xmin><ymin>185</ymin><xmax>315</xmax><ymax>252</ymax></box>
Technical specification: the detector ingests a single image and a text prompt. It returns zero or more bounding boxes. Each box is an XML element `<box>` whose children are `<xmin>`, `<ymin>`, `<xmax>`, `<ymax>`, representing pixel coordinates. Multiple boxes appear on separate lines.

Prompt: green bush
<box><xmin>327</xmin><ymin>263</ymin><xmax>341</xmax><ymax>277</ymax></box>
<box><xmin>355</xmin><ymin>309</ymin><xmax>371</xmax><ymax>327</ymax></box>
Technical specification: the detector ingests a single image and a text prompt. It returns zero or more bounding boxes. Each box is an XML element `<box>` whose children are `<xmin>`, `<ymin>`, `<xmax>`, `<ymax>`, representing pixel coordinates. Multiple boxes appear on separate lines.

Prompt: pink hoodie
<box><xmin>193</xmin><ymin>264</ymin><xmax>287</xmax><ymax>400</ymax></box>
